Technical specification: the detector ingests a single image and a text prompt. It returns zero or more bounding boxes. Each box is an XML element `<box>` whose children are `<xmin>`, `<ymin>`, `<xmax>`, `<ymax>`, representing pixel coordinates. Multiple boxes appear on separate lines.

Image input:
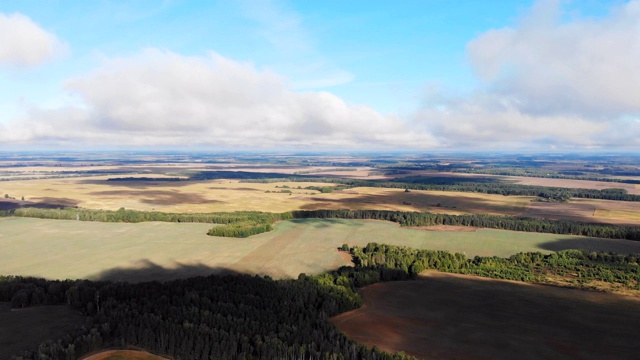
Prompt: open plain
<box><xmin>2</xmin><ymin>217</ymin><xmax>640</xmax><ymax>282</ymax></box>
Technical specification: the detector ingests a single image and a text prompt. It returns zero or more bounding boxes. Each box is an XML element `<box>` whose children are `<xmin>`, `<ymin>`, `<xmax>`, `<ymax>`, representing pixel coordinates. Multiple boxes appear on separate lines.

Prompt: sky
<box><xmin>0</xmin><ymin>0</ymin><xmax>638</xmax><ymax>151</ymax></box>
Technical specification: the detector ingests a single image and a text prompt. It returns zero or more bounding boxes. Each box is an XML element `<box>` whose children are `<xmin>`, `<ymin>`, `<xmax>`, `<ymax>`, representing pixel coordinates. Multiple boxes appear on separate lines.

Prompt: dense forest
<box><xmin>3</xmin><ymin>208</ymin><xmax>640</xmax><ymax>240</ymax></box>
<box><xmin>3</xmin><ymin>244</ymin><xmax>639</xmax><ymax>360</ymax></box>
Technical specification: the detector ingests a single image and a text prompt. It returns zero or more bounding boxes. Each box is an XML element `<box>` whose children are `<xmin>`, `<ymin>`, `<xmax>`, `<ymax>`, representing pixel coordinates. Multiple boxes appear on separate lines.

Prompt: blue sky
<box><xmin>0</xmin><ymin>0</ymin><xmax>638</xmax><ymax>150</ymax></box>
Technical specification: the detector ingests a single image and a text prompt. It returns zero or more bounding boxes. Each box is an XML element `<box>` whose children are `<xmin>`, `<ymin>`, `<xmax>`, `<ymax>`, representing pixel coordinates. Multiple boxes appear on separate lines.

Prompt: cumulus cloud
<box><xmin>415</xmin><ymin>0</ymin><xmax>640</xmax><ymax>149</ymax></box>
<box><xmin>3</xmin><ymin>49</ymin><xmax>435</xmax><ymax>148</ymax></box>
<box><xmin>0</xmin><ymin>12</ymin><xmax>66</xmax><ymax>67</ymax></box>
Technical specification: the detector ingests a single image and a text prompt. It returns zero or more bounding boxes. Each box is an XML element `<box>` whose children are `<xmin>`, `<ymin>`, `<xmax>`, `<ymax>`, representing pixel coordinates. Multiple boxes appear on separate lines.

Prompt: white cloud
<box><xmin>467</xmin><ymin>0</ymin><xmax>640</xmax><ymax>117</ymax></box>
<box><xmin>0</xmin><ymin>12</ymin><xmax>66</xmax><ymax>67</ymax></box>
<box><xmin>415</xmin><ymin>0</ymin><xmax>640</xmax><ymax>149</ymax></box>
<box><xmin>3</xmin><ymin>49</ymin><xmax>436</xmax><ymax>148</ymax></box>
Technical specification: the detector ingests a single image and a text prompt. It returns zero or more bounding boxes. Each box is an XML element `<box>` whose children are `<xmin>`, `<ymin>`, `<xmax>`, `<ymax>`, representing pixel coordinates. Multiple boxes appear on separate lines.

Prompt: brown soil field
<box><xmin>332</xmin><ymin>271</ymin><xmax>640</xmax><ymax>360</ymax></box>
<box><xmin>506</xmin><ymin>175</ymin><xmax>640</xmax><ymax>195</ymax></box>
<box><xmin>0</xmin><ymin>302</ymin><xmax>84</xmax><ymax>360</ymax></box>
<box><xmin>82</xmin><ymin>350</ymin><xmax>168</xmax><ymax>360</ymax></box>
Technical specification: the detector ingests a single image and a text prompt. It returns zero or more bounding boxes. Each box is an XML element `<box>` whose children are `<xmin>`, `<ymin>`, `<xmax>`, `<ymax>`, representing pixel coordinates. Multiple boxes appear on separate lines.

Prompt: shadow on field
<box><xmin>77</xmin><ymin>179</ymin><xmax>194</xmax><ymax>189</ymax></box>
<box><xmin>87</xmin><ymin>190</ymin><xmax>219</xmax><ymax>206</ymax></box>
<box><xmin>289</xmin><ymin>218</ymin><xmax>365</xmax><ymax>228</ymax></box>
<box><xmin>539</xmin><ymin>237</ymin><xmax>640</xmax><ymax>254</ymax></box>
<box><xmin>92</xmin><ymin>260</ymin><xmax>241</xmax><ymax>283</ymax></box>
<box><xmin>0</xmin><ymin>198</ymin><xmax>79</xmax><ymax>211</ymax></box>
<box><xmin>299</xmin><ymin>192</ymin><xmax>526</xmax><ymax>215</ymax></box>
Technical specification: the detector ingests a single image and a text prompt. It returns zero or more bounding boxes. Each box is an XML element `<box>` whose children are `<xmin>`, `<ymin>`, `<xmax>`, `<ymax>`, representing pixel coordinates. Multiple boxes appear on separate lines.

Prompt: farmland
<box><xmin>3</xmin><ymin>175</ymin><xmax>640</xmax><ymax>225</ymax></box>
<box><xmin>0</xmin><ymin>302</ymin><xmax>84</xmax><ymax>360</ymax></box>
<box><xmin>3</xmin><ymin>217</ymin><xmax>640</xmax><ymax>282</ymax></box>
<box><xmin>332</xmin><ymin>271</ymin><xmax>640</xmax><ymax>360</ymax></box>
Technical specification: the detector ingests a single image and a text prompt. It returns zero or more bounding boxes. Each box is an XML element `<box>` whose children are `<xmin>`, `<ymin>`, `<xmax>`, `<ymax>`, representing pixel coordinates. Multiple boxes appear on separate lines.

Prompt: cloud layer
<box><xmin>3</xmin><ymin>1</ymin><xmax>640</xmax><ymax>150</ymax></box>
<box><xmin>5</xmin><ymin>49</ymin><xmax>434</xmax><ymax>148</ymax></box>
<box><xmin>417</xmin><ymin>0</ymin><xmax>640</xmax><ymax>149</ymax></box>
<box><xmin>0</xmin><ymin>12</ymin><xmax>66</xmax><ymax>67</ymax></box>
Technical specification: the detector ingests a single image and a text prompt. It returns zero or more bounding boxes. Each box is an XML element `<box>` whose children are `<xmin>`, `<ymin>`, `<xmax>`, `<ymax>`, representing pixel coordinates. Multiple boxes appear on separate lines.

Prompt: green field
<box><xmin>2</xmin><ymin>217</ymin><xmax>640</xmax><ymax>282</ymax></box>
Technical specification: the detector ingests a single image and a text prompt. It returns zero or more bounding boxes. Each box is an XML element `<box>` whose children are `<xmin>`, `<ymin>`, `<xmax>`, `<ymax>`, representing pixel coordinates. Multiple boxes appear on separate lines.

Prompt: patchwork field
<box><xmin>0</xmin><ymin>302</ymin><xmax>84</xmax><ymax>360</ymax></box>
<box><xmin>3</xmin><ymin>175</ymin><xmax>640</xmax><ymax>225</ymax></box>
<box><xmin>2</xmin><ymin>217</ymin><xmax>640</xmax><ymax>282</ymax></box>
<box><xmin>332</xmin><ymin>271</ymin><xmax>640</xmax><ymax>360</ymax></box>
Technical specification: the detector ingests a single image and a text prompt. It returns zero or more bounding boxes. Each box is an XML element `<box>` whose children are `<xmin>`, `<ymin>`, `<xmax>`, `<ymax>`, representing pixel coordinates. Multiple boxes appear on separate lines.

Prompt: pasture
<box><xmin>2</xmin><ymin>217</ymin><xmax>640</xmax><ymax>282</ymax></box>
<box><xmin>0</xmin><ymin>302</ymin><xmax>84</xmax><ymax>360</ymax></box>
<box><xmin>332</xmin><ymin>271</ymin><xmax>640</xmax><ymax>360</ymax></box>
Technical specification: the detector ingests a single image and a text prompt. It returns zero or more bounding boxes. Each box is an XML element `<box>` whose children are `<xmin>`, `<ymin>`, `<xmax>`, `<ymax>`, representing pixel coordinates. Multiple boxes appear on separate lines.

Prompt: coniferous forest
<box><xmin>3</xmin><ymin>244</ymin><xmax>640</xmax><ymax>360</ymax></box>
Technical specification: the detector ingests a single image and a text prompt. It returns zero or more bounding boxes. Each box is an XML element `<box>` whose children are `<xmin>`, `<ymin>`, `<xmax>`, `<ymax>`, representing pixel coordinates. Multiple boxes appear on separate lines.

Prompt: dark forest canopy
<box><xmin>3</xmin><ymin>244</ymin><xmax>639</xmax><ymax>360</ymax></box>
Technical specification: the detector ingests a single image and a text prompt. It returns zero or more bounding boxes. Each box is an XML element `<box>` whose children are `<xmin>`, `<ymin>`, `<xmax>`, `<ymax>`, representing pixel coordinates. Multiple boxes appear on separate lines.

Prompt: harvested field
<box><xmin>507</xmin><ymin>176</ymin><xmax>640</xmax><ymax>195</ymax></box>
<box><xmin>524</xmin><ymin>198</ymin><xmax>640</xmax><ymax>225</ymax></box>
<box><xmin>82</xmin><ymin>350</ymin><xmax>167</xmax><ymax>360</ymax></box>
<box><xmin>0</xmin><ymin>176</ymin><xmax>531</xmax><ymax>214</ymax></box>
<box><xmin>2</xmin><ymin>217</ymin><xmax>640</xmax><ymax>282</ymax></box>
<box><xmin>0</xmin><ymin>302</ymin><xmax>84</xmax><ymax>360</ymax></box>
<box><xmin>4</xmin><ymin>175</ymin><xmax>640</xmax><ymax>224</ymax></box>
<box><xmin>332</xmin><ymin>271</ymin><xmax>640</xmax><ymax>360</ymax></box>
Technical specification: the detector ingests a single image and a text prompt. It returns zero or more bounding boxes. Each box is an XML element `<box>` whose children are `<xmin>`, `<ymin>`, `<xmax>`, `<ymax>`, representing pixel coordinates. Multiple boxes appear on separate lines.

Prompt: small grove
<box><xmin>4</xmin><ymin>207</ymin><xmax>640</xmax><ymax>240</ymax></box>
<box><xmin>2</xmin><ymin>244</ymin><xmax>639</xmax><ymax>359</ymax></box>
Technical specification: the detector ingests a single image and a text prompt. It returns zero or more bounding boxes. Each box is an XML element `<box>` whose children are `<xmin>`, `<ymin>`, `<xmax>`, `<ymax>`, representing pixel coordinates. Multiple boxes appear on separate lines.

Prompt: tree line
<box><xmin>3</xmin><ymin>207</ymin><xmax>640</xmax><ymax>240</ymax></box>
<box><xmin>240</xmin><ymin>176</ymin><xmax>640</xmax><ymax>201</ymax></box>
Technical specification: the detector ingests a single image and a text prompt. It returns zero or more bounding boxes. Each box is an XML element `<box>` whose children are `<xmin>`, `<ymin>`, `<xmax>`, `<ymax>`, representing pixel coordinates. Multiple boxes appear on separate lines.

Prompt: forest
<box><xmin>3</xmin><ymin>244</ymin><xmax>639</xmax><ymax>360</ymax></box>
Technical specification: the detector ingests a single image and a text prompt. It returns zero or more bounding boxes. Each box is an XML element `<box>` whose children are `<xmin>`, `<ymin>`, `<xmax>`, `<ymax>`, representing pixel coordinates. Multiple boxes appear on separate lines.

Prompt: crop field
<box><xmin>0</xmin><ymin>302</ymin><xmax>84</xmax><ymax>360</ymax></box>
<box><xmin>506</xmin><ymin>175</ymin><xmax>640</xmax><ymax>195</ymax></box>
<box><xmin>2</xmin><ymin>217</ymin><xmax>640</xmax><ymax>282</ymax></box>
<box><xmin>3</xmin><ymin>175</ymin><xmax>640</xmax><ymax>225</ymax></box>
<box><xmin>332</xmin><ymin>271</ymin><xmax>640</xmax><ymax>360</ymax></box>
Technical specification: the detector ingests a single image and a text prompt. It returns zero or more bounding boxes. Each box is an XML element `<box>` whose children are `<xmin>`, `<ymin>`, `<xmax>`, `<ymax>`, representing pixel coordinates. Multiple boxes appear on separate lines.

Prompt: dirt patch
<box><xmin>408</xmin><ymin>225</ymin><xmax>477</xmax><ymax>232</ymax></box>
<box><xmin>332</xmin><ymin>271</ymin><xmax>640</xmax><ymax>360</ymax></box>
<box><xmin>82</xmin><ymin>349</ymin><xmax>168</xmax><ymax>360</ymax></box>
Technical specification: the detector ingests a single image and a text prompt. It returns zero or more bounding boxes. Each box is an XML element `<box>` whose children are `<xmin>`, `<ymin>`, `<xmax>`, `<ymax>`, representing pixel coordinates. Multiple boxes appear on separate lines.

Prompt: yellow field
<box><xmin>594</xmin><ymin>209</ymin><xmax>640</xmax><ymax>222</ymax></box>
<box><xmin>1</xmin><ymin>175</ymin><xmax>533</xmax><ymax>214</ymax></box>
<box><xmin>3</xmin><ymin>175</ymin><xmax>640</xmax><ymax>224</ymax></box>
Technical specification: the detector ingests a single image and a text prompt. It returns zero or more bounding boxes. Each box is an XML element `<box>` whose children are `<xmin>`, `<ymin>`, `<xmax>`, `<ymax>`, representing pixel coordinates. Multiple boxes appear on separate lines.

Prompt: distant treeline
<box><xmin>3</xmin><ymin>207</ymin><xmax>640</xmax><ymax>241</ymax></box>
<box><xmin>240</xmin><ymin>176</ymin><xmax>640</xmax><ymax>201</ymax></box>
<box><xmin>3</xmin><ymin>243</ymin><xmax>640</xmax><ymax>359</ymax></box>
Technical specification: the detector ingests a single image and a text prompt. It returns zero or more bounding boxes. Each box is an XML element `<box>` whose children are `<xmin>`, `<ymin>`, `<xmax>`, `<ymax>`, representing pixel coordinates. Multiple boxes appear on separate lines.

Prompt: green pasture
<box><xmin>2</xmin><ymin>217</ymin><xmax>639</xmax><ymax>282</ymax></box>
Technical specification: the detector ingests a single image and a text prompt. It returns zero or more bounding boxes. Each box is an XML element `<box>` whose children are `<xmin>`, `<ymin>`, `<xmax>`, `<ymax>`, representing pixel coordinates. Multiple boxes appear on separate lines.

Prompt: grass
<box><xmin>0</xmin><ymin>302</ymin><xmax>84</xmax><ymax>360</ymax></box>
<box><xmin>2</xmin><ymin>217</ymin><xmax>640</xmax><ymax>282</ymax></box>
